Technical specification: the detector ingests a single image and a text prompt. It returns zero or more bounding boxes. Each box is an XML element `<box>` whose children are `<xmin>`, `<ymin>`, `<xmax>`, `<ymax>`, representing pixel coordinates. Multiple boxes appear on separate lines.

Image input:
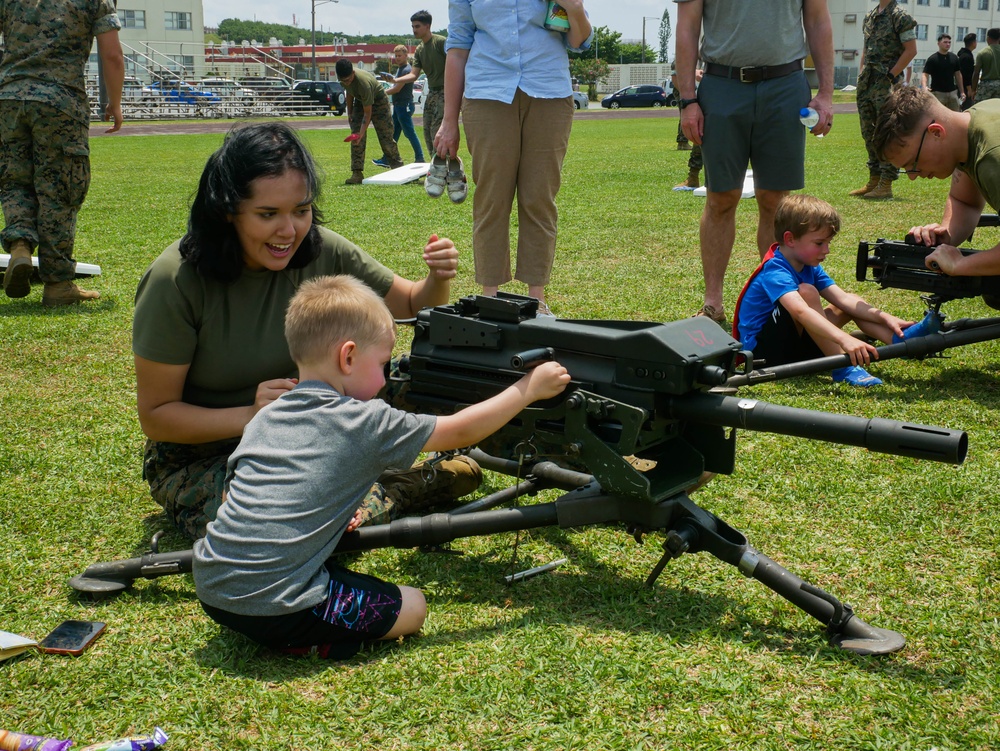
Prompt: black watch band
<box><xmin>679</xmin><ymin>97</ymin><xmax>699</xmax><ymax>110</ymax></box>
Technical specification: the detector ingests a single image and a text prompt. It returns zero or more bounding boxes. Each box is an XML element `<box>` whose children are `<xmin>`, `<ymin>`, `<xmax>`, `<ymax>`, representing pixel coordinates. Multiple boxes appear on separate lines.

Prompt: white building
<box><xmin>88</xmin><ymin>1</ymin><xmax>206</xmax><ymax>82</ymax></box>
<box><xmin>830</xmin><ymin>0</ymin><xmax>1000</xmax><ymax>86</ymax></box>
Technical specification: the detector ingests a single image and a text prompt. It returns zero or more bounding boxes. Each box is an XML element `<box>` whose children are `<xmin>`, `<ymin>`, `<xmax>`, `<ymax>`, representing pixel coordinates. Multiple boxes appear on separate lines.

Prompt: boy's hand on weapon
<box><xmin>521</xmin><ymin>361</ymin><xmax>572</xmax><ymax>402</ymax></box>
<box><xmin>841</xmin><ymin>336</ymin><xmax>878</xmax><ymax>366</ymax></box>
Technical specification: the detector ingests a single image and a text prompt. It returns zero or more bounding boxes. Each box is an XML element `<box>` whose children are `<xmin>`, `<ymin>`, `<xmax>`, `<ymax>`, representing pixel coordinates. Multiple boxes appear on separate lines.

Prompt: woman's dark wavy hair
<box><xmin>179</xmin><ymin>122</ymin><xmax>325</xmax><ymax>283</ymax></box>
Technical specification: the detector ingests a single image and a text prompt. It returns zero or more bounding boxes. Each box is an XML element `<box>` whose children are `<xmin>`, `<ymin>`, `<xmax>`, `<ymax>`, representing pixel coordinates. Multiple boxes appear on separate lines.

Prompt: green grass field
<box><xmin>1</xmin><ymin>113</ymin><xmax>997</xmax><ymax>750</ymax></box>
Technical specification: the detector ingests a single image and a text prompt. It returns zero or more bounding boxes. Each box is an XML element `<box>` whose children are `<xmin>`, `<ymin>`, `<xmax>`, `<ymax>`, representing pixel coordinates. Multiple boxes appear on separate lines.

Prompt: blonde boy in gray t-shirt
<box><xmin>194</xmin><ymin>275</ymin><xmax>571</xmax><ymax>659</ymax></box>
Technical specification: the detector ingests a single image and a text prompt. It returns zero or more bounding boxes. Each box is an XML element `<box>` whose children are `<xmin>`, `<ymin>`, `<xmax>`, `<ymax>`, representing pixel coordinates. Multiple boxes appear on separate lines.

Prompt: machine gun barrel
<box><xmin>667</xmin><ymin>392</ymin><xmax>967</xmax><ymax>464</ymax></box>
<box><xmin>725</xmin><ymin>321</ymin><xmax>1000</xmax><ymax>388</ymax></box>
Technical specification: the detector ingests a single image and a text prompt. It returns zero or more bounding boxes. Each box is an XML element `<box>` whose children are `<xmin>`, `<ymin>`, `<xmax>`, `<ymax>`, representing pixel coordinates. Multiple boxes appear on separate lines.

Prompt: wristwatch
<box><xmin>679</xmin><ymin>97</ymin><xmax>699</xmax><ymax>110</ymax></box>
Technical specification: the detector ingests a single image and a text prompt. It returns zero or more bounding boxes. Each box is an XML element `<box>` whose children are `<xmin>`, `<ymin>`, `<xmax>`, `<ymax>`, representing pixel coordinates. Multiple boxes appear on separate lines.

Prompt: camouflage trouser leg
<box><xmin>350</xmin><ymin>96</ymin><xmax>401</xmax><ymax>172</ymax></box>
<box><xmin>689</xmin><ymin>144</ymin><xmax>704</xmax><ymax>172</ymax></box>
<box><xmin>422</xmin><ymin>90</ymin><xmax>444</xmax><ymax>159</ymax></box>
<box><xmin>0</xmin><ymin>100</ymin><xmax>90</xmax><ymax>282</ymax></box>
<box><xmin>143</xmin><ymin>438</ymin><xmax>239</xmax><ymax>540</ymax></box>
<box><xmin>977</xmin><ymin>79</ymin><xmax>1000</xmax><ymax>101</ymax></box>
<box><xmin>856</xmin><ymin>71</ymin><xmax>898</xmax><ymax>182</ymax></box>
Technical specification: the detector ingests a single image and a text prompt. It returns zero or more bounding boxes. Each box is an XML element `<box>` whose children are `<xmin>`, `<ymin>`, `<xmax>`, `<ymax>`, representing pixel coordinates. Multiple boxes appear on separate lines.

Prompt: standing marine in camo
<box><xmin>0</xmin><ymin>0</ymin><xmax>124</xmax><ymax>306</ymax></box>
<box><xmin>852</xmin><ymin>0</ymin><xmax>917</xmax><ymax>201</ymax></box>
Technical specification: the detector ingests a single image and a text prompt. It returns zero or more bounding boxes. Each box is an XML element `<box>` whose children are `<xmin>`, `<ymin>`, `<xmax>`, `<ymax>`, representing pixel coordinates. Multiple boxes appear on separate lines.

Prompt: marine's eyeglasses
<box><xmin>900</xmin><ymin>120</ymin><xmax>935</xmax><ymax>175</ymax></box>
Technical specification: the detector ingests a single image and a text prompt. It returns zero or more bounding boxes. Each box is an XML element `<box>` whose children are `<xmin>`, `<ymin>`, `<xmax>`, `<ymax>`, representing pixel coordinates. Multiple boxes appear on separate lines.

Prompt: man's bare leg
<box><xmin>700</xmin><ymin>188</ymin><xmax>742</xmax><ymax>311</ymax></box>
<box><xmin>754</xmin><ymin>188</ymin><xmax>789</xmax><ymax>259</ymax></box>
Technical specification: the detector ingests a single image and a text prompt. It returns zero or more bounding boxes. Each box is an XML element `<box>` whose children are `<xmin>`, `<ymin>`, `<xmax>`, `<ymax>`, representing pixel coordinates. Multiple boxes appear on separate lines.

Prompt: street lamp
<box><xmin>641</xmin><ymin>16</ymin><xmax>659</xmax><ymax>64</ymax></box>
<box><xmin>312</xmin><ymin>0</ymin><xmax>340</xmax><ymax>81</ymax></box>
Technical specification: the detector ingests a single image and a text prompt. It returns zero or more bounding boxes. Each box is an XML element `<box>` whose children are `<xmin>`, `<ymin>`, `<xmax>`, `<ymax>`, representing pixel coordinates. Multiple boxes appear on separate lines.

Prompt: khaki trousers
<box><xmin>463</xmin><ymin>90</ymin><xmax>573</xmax><ymax>287</ymax></box>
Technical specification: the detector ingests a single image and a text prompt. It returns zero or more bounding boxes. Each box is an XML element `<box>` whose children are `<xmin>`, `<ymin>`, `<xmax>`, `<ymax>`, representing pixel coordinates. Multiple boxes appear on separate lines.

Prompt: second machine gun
<box><xmin>71</xmin><ymin>294</ymin><xmax>968</xmax><ymax>656</ymax></box>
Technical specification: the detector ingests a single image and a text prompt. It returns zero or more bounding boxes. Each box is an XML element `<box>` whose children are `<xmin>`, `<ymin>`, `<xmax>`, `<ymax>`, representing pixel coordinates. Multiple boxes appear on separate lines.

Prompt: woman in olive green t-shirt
<box><xmin>132</xmin><ymin>122</ymin><xmax>462</xmax><ymax>539</ymax></box>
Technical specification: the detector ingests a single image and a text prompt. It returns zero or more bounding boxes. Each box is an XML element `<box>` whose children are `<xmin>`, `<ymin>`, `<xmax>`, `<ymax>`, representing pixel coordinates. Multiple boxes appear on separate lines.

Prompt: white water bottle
<box><xmin>799</xmin><ymin>106</ymin><xmax>820</xmax><ymax>131</ymax></box>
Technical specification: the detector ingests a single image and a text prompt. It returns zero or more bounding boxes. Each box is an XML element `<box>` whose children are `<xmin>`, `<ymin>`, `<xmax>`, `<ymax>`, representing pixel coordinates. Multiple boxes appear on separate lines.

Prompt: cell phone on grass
<box><xmin>37</xmin><ymin>620</ymin><xmax>106</xmax><ymax>656</ymax></box>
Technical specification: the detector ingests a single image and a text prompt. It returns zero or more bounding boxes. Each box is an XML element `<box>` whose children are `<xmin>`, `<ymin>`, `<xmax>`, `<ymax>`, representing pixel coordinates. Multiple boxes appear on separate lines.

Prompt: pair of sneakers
<box><xmin>426</xmin><ymin>154</ymin><xmax>467</xmax><ymax>203</ymax></box>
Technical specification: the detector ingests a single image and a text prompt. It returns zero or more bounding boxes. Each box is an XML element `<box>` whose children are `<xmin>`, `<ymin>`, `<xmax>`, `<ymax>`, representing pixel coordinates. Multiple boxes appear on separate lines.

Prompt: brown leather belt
<box><xmin>704</xmin><ymin>59</ymin><xmax>803</xmax><ymax>83</ymax></box>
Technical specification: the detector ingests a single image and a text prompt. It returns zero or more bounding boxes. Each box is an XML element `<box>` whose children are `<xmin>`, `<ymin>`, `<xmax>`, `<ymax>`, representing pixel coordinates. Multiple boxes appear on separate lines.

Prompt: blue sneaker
<box><xmin>372</xmin><ymin>157</ymin><xmax>389</xmax><ymax>168</ymax></box>
<box><xmin>831</xmin><ymin>365</ymin><xmax>883</xmax><ymax>388</ymax></box>
<box><xmin>893</xmin><ymin>310</ymin><xmax>943</xmax><ymax>343</ymax></box>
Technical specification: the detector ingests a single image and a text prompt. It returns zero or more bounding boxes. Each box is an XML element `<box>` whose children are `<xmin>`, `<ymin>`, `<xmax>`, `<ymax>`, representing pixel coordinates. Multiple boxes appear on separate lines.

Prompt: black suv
<box><xmin>291</xmin><ymin>80</ymin><xmax>346</xmax><ymax>115</ymax></box>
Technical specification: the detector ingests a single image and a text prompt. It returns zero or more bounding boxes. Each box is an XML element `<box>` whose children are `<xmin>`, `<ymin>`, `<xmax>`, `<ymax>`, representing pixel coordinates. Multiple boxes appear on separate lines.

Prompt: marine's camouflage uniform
<box><xmin>0</xmin><ymin>1</ymin><xmax>121</xmax><ymax>281</ymax></box>
<box><xmin>857</xmin><ymin>0</ymin><xmax>917</xmax><ymax>182</ymax></box>
<box><xmin>346</xmin><ymin>71</ymin><xmax>401</xmax><ymax>172</ymax></box>
<box><xmin>975</xmin><ymin>44</ymin><xmax>1000</xmax><ymax>101</ymax></box>
<box><xmin>422</xmin><ymin>89</ymin><xmax>445</xmax><ymax>158</ymax></box>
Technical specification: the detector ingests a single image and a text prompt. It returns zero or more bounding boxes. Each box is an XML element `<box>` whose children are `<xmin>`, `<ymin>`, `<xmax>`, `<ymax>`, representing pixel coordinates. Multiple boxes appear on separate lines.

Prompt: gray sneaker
<box><xmin>425</xmin><ymin>154</ymin><xmax>448</xmax><ymax>198</ymax></box>
<box><xmin>446</xmin><ymin>157</ymin><xmax>468</xmax><ymax>203</ymax></box>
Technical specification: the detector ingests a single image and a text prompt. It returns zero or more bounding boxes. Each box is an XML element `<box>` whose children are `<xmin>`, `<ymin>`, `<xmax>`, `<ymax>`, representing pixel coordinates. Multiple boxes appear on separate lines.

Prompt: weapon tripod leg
<box><xmin>736</xmin><ymin>549</ymin><xmax>905</xmax><ymax>655</ymax></box>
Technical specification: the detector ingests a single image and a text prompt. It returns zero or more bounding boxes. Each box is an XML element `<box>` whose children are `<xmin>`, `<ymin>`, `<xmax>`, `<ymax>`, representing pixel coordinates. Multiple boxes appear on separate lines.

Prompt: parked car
<box><xmin>572</xmin><ymin>91</ymin><xmax>588</xmax><ymax>110</ymax></box>
<box><xmin>601</xmin><ymin>85</ymin><xmax>669</xmax><ymax>109</ymax></box>
<box><xmin>121</xmin><ymin>76</ymin><xmax>146</xmax><ymax>102</ymax></box>
<box><xmin>291</xmin><ymin>80</ymin><xmax>346</xmax><ymax>115</ymax></box>
<box><xmin>659</xmin><ymin>79</ymin><xmax>679</xmax><ymax>107</ymax></box>
<box><xmin>142</xmin><ymin>81</ymin><xmax>221</xmax><ymax>105</ymax></box>
<box><xmin>199</xmin><ymin>77</ymin><xmax>256</xmax><ymax>102</ymax></box>
<box><xmin>238</xmin><ymin>76</ymin><xmax>293</xmax><ymax>93</ymax></box>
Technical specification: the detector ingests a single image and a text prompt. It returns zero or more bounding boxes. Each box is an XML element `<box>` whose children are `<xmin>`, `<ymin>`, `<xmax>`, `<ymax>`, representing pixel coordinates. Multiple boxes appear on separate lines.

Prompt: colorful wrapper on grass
<box><xmin>77</xmin><ymin>728</ymin><xmax>168</xmax><ymax>751</ymax></box>
<box><xmin>0</xmin><ymin>729</ymin><xmax>73</xmax><ymax>751</ymax></box>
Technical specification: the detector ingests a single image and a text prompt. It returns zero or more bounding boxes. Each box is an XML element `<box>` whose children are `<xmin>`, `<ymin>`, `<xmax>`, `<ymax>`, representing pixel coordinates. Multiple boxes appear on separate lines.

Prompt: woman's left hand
<box><xmin>423</xmin><ymin>233</ymin><xmax>459</xmax><ymax>281</ymax></box>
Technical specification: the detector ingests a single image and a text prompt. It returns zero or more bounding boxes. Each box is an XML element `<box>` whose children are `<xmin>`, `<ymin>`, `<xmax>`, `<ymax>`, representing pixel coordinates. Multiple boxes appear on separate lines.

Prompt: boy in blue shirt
<box><xmin>193</xmin><ymin>275</ymin><xmax>571</xmax><ymax>658</ymax></box>
<box><xmin>733</xmin><ymin>194</ymin><xmax>941</xmax><ymax>387</ymax></box>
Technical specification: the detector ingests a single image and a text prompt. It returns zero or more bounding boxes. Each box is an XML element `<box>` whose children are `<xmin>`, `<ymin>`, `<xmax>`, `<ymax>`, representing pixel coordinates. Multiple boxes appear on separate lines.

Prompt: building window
<box><xmin>978</xmin><ymin>0</ymin><xmax>988</xmax><ymax>8</ymax></box>
<box><xmin>957</xmin><ymin>26</ymin><xmax>968</xmax><ymax>39</ymax></box>
<box><xmin>979</xmin><ymin>27</ymin><xmax>988</xmax><ymax>41</ymax></box>
<box><xmin>916</xmin><ymin>0</ymin><xmax>929</xmax><ymax>5</ymax></box>
<box><xmin>959</xmin><ymin>0</ymin><xmax>969</xmax><ymax>7</ymax></box>
<box><xmin>916</xmin><ymin>24</ymin><xmax>929</xmax><ymax>40</ymax></box>
<box><xmin>937</xmin><ymin>25</ymin><xmax>950</xmax><ymax>38</ymax></box>
<box><xmin>939</xmin><ymin>0</ymin><xmax>950</xmax><ymax>6</ymax></box>
<box><xmin>119</xmin><ymin>9</ymin><xmax>145</xmax><ymax>29</ymax></box>
<box><xmin>165</xmin><ymin>11</ymin><xmax>192</xmax><ymax>31</ymax></box>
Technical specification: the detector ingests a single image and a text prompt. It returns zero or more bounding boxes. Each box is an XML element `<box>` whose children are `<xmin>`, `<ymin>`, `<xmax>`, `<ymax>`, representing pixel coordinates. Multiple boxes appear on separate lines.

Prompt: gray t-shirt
<box><xmin>675</xmin><ymin>0</ymin><xmax>809</xmax><ymax>68</ymax></box>
<box><xmin>193</xmin><ymin>381</ymin><xmax>436</xmax><ymax>616</ymax></box>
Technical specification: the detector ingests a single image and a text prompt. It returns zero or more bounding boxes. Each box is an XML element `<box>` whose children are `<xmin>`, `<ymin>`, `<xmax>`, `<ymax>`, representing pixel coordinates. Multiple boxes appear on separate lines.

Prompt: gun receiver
<box><xmin>70</xmin><ymin>294</ymin><xmax>970</xmax><ymax>656</ymax></box>
<box><xmin>856</xmin><ymin>237</ymin><xmax>1000</xmax><ymax>309</ymax></box>
<box><xmin>401</xmin><ymin>293</ymin><xmax>965</xmax><ymax>502</ymax></box>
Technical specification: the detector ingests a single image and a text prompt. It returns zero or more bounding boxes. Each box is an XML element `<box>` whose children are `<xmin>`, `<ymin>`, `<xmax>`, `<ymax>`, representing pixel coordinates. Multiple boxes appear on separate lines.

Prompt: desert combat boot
<box><xmin>3</xmin><ymin>239</ymin><xmax>33</xmax><ymax>298</ymax></box>
<box><xmin>675</xmin><ymin>169</ymin><xmax>701</xmax><ymax>190</ymax></box>
<box><xmin>862</xmin><ymin>177</ymin><xmax>894</xmax><ymax>200</ymax></box>
<box><xmin>42</xmin><ymin>280</ymin><xmax>100</xmax><ymax>307</ymax></box>
<box><xmin>848</xmin><ymin>174</ymin><xmax>880</xmax><ymax>197</ymax></box>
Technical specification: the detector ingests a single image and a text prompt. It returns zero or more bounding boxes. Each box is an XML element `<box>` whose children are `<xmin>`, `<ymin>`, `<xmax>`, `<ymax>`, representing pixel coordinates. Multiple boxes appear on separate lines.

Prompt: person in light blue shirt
<box><xmin>434</xmin><ymin>0</ymin><xmax>592</xmax><ymax>316</ymax></box>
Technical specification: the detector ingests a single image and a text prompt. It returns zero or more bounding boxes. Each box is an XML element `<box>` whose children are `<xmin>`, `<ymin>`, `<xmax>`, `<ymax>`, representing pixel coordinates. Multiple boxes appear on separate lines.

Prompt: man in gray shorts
<box><xmin>674</xmin><ymin>0</ymin><xmax>834</xmax><ymax>329</ymax></box>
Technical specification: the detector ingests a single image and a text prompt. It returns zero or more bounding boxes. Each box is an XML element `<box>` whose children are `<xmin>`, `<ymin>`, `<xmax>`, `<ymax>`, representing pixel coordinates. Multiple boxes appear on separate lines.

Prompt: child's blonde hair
<box><xmin>285</xmin><ymin>275</ymin><xmax>395</xmax><ymax>366</ymax></box>
<box><xmin>393</xmin><ymin>44</ymin><xmax>408</xmax><ymax>55</ymax></box>
<box><xmin>773</xmin><ymin>194</ymin><xmax>841</xmax><ymax>243</ymax></box>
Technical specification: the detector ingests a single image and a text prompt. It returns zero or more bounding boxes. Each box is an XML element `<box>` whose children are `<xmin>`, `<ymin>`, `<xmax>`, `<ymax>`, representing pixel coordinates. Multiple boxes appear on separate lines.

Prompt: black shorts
<box><xmin>751</xmin><ymin>300</ymin><xmax>823</xmax><ymax>367</ymax></box>
<box><xmin>200</xmin><ymin>562</ymin><xmax>403</xmax><ymax>660</ymax></box>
